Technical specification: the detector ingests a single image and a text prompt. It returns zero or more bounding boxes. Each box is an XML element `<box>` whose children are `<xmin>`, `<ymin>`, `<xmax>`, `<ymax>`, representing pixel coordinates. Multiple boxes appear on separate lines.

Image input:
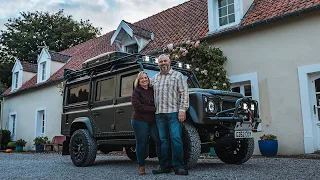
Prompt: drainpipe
<box><xmin>0</xmin><ymin>98</ymin><xmax>3</xmax><ymax>129</ymax></box>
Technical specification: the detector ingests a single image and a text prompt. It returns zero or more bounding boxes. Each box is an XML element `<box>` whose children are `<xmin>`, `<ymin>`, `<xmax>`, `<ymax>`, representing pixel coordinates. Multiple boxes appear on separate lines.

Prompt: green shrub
<box><xmin>7</xmin><ymin>141</ymin><xmax>16</xmax><ymax>147</ymax></box>
<box><xmin>260</xmin><ymin>134</ymin><xmax>277</xmax><ymax>140</ymax></box>
<box><xmin>33</xmin><ymin>136</ymin><xmax>48</xmax><ymax>146</ymax></box>
<box><xmin>15</xmin><ymin>139</ymin><xmax>27</xmax><ymax>147</ymax></box>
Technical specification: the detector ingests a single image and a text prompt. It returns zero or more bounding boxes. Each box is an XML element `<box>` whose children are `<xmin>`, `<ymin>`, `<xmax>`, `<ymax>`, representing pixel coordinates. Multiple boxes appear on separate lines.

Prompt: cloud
<box><xmin>0</xmin><ymin>0</ymin><xmax>187</xmax><ymax>34</ymax></box>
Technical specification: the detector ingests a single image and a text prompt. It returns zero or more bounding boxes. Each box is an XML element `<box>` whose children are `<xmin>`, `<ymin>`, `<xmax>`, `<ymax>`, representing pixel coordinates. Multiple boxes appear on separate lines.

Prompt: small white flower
<box><xmin>203</xmin><ymin>70</ymin><xmax>208</xmax><ymax>76</ymax></box>
<box><xmin>195</xmin><ymin>68</ymin><xmax>199</xmax><ymax>72</ymax></box>
<box><xmin>167</xmin><ymin>43</ymin><xmax>173</xmax><ymax>50</ymax></box>
<box><xmin>223</xmin><ymin>83</ymin><xmax>227</xmax><ymax>86</ymax></box>
<box><xmin>217</xmin><ymin>73</ymin><xmax>220</xmax><ymax>76</ymax></box>
<box><xmin>213</xmin><ymin>86</ymin><xmax>217</xmax><ymax>89</ymax></box>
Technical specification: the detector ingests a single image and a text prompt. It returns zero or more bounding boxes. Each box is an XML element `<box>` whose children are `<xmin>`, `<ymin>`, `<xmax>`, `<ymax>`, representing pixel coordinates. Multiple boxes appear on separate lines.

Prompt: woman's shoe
<box><xmin>138</xmin><ymin>166</ymin><xmax>146</xmax><ymax>175</ymax></box>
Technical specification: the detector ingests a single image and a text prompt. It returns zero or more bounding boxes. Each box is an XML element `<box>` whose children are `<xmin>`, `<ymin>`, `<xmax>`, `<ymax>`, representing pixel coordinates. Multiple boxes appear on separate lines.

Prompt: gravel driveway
<box><xmin>0</xmin><ymin>153</ymin><xmax>319</xmax><ymax>180</ymax></box>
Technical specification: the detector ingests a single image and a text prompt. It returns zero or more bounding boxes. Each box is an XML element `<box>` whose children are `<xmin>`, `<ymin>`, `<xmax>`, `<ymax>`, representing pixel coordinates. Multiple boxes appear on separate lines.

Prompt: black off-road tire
<box><xmin>125</xmin><ymin>147</ymin><xmax>138</xmax><ymax>161</ymax></box>
<box><xmin>182</xmin><ymin>123</ymin><xmax>201</xmax><ymax>170</ymax></box>
<box><xmin>214</xmin><ymin>138</ymin><xmax>254</xmax><ymax>164</ymax></box>
<box><xmin>69</xmin><ymin>129</ymin><xmax>97</xmax><ymax>167</ymax></box>
<box><xmin>125</xmin><ymin>146</ymin><xmax>149</xmax><ymax>161</ymax></box>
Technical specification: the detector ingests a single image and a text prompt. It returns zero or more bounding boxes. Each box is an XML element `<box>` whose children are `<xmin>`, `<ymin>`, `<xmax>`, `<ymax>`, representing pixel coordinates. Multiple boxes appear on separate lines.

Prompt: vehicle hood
<box><xmin>188</xmin><ymin>88</ymin><xmax>243</xmax><ymax>98</ymax></box>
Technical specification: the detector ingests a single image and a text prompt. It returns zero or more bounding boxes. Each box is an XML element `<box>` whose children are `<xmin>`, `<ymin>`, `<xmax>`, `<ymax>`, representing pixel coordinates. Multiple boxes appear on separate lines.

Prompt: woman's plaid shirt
<box><xmin>151</xmin><ymin>69</ymin><xmax>189</xmax><ymax>114</ymax></box>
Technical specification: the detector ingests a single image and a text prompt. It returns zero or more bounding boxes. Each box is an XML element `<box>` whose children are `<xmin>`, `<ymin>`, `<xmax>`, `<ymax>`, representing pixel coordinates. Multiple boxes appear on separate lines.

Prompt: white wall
<box><xmin>22</xmin><ymin>71</ymin><xmax>36</xmax><ymax>84</ymax></box>
<box><xmin>1</xmin><ymin>84</ymin><xmax>63</xmax><ymax>150</ymax></box>
<box><xmin>51</xmin><ymin>61</ymin><xmax>65</xmax><ymax>76</ymax></box>
<box><xmin>208</xmin><ymin>11</ymin><xmax>320</xmax><ymax>155</ymax></box>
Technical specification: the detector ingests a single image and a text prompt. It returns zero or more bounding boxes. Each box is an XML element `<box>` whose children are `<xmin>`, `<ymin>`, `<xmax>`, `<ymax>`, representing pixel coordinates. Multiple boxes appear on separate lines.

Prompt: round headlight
<box><xmin>208</xmin><ymin>101</ymin><xmax>215</xmax><ymax>113</ymax></box>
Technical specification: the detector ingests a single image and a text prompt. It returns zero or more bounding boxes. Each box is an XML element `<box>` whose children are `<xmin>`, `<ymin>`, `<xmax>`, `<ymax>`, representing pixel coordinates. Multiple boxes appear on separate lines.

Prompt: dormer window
<box><xmin>218</xmin><ymin>0</ymin><xmax>235</xmax><ymax>26</ymax></box>
<box><xmin>125</xmin><ymin>44</ymin><xmax>138</xmax><ymax>54</ymax></box>
<box><xmin>111</xmin><ymin>20</ymin><xmax>154</xmax><ymax>53</ymax></box>
<box><xmin>14</xmin><ymin>72</ymin><xmax>19</xmax><ymax>89</ymax></box>
<box><xmin>41</xmin><ymin>62</ymin><xmax>47</xmax><ymax>81</ymax></box>
<box><xmin>208</xmin><ymin>0</ymin><xmax>245</xmax><ymax>33</ymax></box>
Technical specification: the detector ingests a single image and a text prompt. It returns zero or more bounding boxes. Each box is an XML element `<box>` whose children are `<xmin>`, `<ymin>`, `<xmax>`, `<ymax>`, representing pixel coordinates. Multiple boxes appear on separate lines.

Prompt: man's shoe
<box><xmin>138</xmin><ymin>166</ymin><xmax>146</xmax><ymax>175</ymax></box>
<box><xmin>175</xmin><ymin>169</ymin><xmax>189</xmax><ymax>175</ymax></box>
<box><xmin>152</xmin><ymin>168</ymin><xmax>171</xmax><ymax>174</ymax></box>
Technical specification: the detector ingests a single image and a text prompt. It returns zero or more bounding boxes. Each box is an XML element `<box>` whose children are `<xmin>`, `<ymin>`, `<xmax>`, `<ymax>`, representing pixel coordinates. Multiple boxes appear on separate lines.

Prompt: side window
<box><xmin>95</xmin><ymin>78</ymin><xmax>114</xmax><ymax>101</ymax></box>
<box><xmin>120</xmin><ymin>73</ymin><xmax>138</xmax><ymax>97</ymax></box>
<box><xmin>67</xmin><ymin>83</ymin><xmax>89</xmax><ymax>104</ymax></box>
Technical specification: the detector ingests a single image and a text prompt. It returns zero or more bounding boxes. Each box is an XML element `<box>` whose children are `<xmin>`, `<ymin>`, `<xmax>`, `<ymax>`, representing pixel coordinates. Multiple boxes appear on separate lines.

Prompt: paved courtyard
<box><xmin>0</xmin><ymin>153</ymin><xmax>319</xmax><ymax>180</ymax></box>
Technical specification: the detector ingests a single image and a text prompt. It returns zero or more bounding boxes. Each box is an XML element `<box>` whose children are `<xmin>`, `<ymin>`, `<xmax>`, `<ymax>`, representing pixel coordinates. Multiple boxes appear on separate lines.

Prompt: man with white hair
<box><xmin>151</xmin><ymin>54</ymin><xmax>189</xmax><ymax>176</ymax></box>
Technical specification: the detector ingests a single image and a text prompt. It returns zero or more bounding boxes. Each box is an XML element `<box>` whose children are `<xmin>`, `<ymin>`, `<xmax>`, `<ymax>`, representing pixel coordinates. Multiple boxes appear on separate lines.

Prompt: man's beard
<box><xmin>160</xmin><ymin>65</ymin><xmax>169</xmax><ymax>71</ymax></box>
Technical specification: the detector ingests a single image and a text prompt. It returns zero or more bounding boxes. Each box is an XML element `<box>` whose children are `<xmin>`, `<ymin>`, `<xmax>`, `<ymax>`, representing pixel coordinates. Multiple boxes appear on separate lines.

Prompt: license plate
<box><xmin>235</xmin><ymin>131</ymin><xmax>253</xmax><ymax>138</ymax></box>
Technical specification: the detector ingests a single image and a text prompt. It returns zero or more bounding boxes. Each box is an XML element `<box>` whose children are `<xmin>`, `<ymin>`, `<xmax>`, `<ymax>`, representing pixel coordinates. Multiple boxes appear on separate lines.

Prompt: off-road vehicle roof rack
<box><xmin>63</xmin><ymin>51</ymin><xmax>189</xmax><ymax>82</ymax></box>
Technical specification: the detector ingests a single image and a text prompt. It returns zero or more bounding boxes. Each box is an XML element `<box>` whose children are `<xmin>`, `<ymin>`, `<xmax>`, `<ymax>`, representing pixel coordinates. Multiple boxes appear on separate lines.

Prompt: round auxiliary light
<box><xmin>243</xmin><ymin>103</ymin><xmax>248</xmax><ymax>110</ymax></box>
<box><xmin>208</xmin><ymin>101</ymin><xmax>215</xmax><ymax>113</ymax></box>
<box><xmin>185</xmin><ymin>64</ymin><xmax>191</xmax><ymax>69</ymax></box>
<box><xmin>155</xmin><ymin>58</ymin><xmax>158</xmax><ymax>64</ymax></box>
<box><xmin>142</xmin><ymin>56</ymin><xmax>150</xmax><ymax>62</ymax></box>
<box><xmin>250</xmin><ymin>104</ymin><xmax>255</xmax><ymax>111</ymax></box>
<box><xmin>178</xmin><ymin>62</ymin><xmax>183</xmax><ymax>68</ymax></box>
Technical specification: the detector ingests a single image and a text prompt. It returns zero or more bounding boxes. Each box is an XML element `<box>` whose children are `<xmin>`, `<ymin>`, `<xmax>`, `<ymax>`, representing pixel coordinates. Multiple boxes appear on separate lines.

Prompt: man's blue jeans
<box><xmin>131</xmin><ymin>120</ymin><xmax>164</xmax><ymax>167</ymax></box>
<box><xmin>156</xmin><ymin>112</ymin><xmax>185</xmax><ymax>170</ymax></box>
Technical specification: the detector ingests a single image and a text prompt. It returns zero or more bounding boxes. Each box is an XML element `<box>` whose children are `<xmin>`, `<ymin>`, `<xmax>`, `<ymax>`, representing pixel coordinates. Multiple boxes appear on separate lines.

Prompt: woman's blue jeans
<box><xmin>131</xmin><ymin>120</ymin><xmax>163</xmax><ymax>167</ymax></box>
<box><xmin>156</xmin><ymin>112</ymin><xmax>185</xmax><ymax>170</ymax></box>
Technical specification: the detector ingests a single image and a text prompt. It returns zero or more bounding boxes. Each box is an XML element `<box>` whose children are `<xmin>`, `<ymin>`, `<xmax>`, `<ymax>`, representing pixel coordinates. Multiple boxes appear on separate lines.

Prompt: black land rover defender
<box><xmin>61</xmin><ymin>51</ymin><xmax>261</xmax><ymax>169</ymax></box>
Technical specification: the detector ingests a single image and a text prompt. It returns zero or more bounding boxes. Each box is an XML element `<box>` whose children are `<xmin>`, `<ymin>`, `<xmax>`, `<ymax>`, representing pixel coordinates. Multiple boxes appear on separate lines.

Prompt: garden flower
<box><xmin>167</xmin><ymin>43</ymin><xmax>173</xmax><ymax>51</ymax></box>
<box><xmin>186</xmin><ymin>40</ymin><xmax>191</xmax><ymax>44</ymax></box>
<box><xmin>175</xmin><ymin>54</ymin><xmax>180</xmax><ymax>60</ymax></box>
<box><xmin>182</xmin><ymin>51</ymin><xmax>187</xmax><ymax>56</ymax></box>
<box><xmin>217</xmin><ymin>73</ymin><xmax>220</xmax><ymax>76</ymax></box>
<box><xmin>223</xmin><ymin>83</ymin><xmax>227</xmax><ymax>86</ymax></box>
<box><xmin>195</xmin><ymin>40</ymin><xmax>200</xmax><ymax>47</ymax></box>
<box><xmin>213</xmin><ymin>86</ymin><xmax>217</xmax><ymax>89</ymax></box>
<box><xmin>195</xmin><ymin>68</ymin><xmax>199</xmax><ymax>71</ymax></box>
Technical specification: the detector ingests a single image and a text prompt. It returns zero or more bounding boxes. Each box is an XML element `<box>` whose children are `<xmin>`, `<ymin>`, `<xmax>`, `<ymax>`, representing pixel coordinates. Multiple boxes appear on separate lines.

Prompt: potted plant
<box><xmin>258</xmin><ymin>134</ymin><xmax>278</xmax><ymax>157</ymax></box>
<box><xmin>7</xmin><ymin>141</ymin><xmax>16</xmax><ymax>150</ymax></box>
<box><xmin>33</xmin><ymin>136</ymin><xmax>48</xmax><ymax>152</ymax></box>
<box><xmin>15</xmin><ymin>139</ymin><xmax>27</xmax><ymax>152</ymax></box>
<box><xmin>0</xmin><ymin>129</ymin><xmax>11</xmax><ymax>150</ymax></box>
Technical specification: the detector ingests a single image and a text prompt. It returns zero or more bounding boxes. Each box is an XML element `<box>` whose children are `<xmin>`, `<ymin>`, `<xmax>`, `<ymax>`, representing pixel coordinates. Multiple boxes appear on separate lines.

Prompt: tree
<box><xmin>0</xmin><ymin>49</ymin><xmax>14</xmax><ymax>93</ymax></box>
<box><xmin>0</xmin><ymin>9</ymin><xmax>102</xmax><ymax>63</ymax></box>
<box><xmin>163</xmin><ymin>40</ymin><xmax>230</xmax><ymax>90</ymax></box>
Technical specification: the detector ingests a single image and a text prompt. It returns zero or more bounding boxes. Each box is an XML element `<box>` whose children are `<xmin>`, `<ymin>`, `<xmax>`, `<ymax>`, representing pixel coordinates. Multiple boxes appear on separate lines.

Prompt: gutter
<box><xmin>0</xmin><ymin>78</ymin><xmax>64</xmax><ymax>98</ymax></box>
<box><xmin>201</xmin><ymin>4</ymin><xmax>320</xmax><ymax>41</ymax></box>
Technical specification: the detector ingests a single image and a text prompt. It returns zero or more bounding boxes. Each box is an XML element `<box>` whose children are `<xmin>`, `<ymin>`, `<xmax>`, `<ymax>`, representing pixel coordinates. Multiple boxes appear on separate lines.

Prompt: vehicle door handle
<box><xmin>116</xmin><ymin>109</ymin><xmax>124</xmax><ymax>114</ymax></box>
<box><xmin>93</xmin><ymin>112</ymin><xmax>99</xmax><ymax>117</ymax></box>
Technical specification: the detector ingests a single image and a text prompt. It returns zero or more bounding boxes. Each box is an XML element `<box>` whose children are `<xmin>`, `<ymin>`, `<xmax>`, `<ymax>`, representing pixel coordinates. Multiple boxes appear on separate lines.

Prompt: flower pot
<box><xmin>16</xmin><ymin>145</ymin><xmax>23</xmax><ymax>152</ymax></box>
<box><xmin>258</xmin><ymin>140</ymin><xmax>278</xmax><ymax>157</ymax></box>
<box><xmin>210</xmin><ymin>147</ymin><xmax>217</xmax><ymax>156</ymax></box>
<box><xmin>36</xmin><ymin>145</ymin><xmax>44</xmax><ymax>152</ymax></box>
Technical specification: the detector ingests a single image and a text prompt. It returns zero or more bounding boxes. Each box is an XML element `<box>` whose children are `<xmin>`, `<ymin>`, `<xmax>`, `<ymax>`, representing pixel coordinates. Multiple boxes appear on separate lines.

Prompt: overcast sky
<box><xmin>0</xmin><ymin>0</ymin><xmax>188</xmax><ymax>34</ymax></box>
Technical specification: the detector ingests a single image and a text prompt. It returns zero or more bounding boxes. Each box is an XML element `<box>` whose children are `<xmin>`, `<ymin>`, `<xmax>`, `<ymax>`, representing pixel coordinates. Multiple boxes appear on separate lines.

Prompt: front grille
<box><xmin>222</xmin><ymin>101</ymin><xmax>235</xmax><ymax>110</ymax></box>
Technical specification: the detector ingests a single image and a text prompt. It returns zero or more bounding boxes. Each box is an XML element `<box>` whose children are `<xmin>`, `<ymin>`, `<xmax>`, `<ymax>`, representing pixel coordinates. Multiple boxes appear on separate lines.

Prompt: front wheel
<box><xmin>182</xmin><ymin>123</ymin><xmax>201</xmax><ymax>170</ymax></box>
<box><xmin>214</xmin><ymin>138</ymin><xmax>254</xmax><ymax>164</ymax></box>
<box><xmin>69</xmin><ymin>129</ymin><xmax>97</xmax><ymax>167</ymax></box>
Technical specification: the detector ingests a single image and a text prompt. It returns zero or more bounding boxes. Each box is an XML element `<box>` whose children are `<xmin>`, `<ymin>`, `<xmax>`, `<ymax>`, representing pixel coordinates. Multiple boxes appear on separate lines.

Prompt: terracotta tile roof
<box><xmin>203</xmin><ymin>0</ymin><xmax>320</xmax><ymax>39</ymax></box>
<box><xmin>2</xmin><ymin>0</ymin><xmax>320</xmax><ymax>96</ymax></box>
<box><xmin>48</xmin><ymin>51</ymin><xmax>71</xmax><ymax>63</ymax></box>
<box><xmin>20</xmin><ymin>61</ymin><xmax>37</xmax><ymax>73</ymax></box>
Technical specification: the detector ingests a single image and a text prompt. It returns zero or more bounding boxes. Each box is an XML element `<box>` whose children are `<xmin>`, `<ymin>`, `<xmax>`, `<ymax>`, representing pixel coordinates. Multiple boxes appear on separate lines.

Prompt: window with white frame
<box><xmin>14</xmin><ymin>72</ymin><xmax>19</xmax><ymax>89</ymax></box>
<box><xmin>208</xmin><ymin>0</ymin><xmax>243</xmax><ymax>33</ymax></box>
<box><xmin>41</xmin><ymin>62</ymin><xmax>46</xmax><ymax>81</ymax></box>
<box><xmin>218</xmin><ymin>0</ymin><xmax>235</xmax><ymax>27</ymax></box>
<box><xmin>231</xmin><ymin>81</ymin><xmax>252</xmax><ymax>99</ymax></box>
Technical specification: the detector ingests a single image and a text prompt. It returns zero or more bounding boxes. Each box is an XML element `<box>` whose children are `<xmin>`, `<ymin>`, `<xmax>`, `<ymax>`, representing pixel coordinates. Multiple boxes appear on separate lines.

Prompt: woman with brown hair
<box><xmin>131</xmin><ymin>71</ymin><xmax>164</xmax><ymax>175</ymax></box>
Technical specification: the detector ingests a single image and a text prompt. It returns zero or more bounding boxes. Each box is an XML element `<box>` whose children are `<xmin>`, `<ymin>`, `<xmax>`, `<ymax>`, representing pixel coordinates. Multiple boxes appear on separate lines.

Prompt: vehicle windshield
<box><xmin>143</xmin><ymin>68</ymin><xmax>200</xmax><ymax>88</ymax></box>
